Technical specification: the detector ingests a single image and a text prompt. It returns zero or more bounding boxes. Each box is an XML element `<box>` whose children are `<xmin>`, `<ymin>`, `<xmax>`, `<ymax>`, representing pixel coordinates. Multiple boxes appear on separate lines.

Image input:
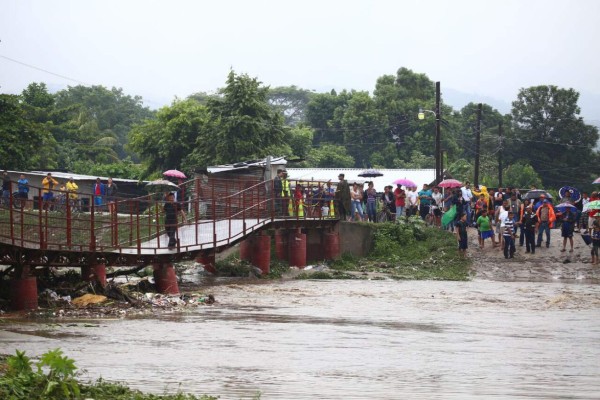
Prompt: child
<box><xmin>503</xmin><ymin>211</ymin><xmax>516</xmax><ymax>259</ymax></box>
<box><xmin>476</xmin><ymin>209</ymin><xmax>496</xmax><ymax>248</ymax></box>
<box><xmin>455</xmin><ymin>213</ymin><xmax>468</xmax><ymax>257</ymax></box>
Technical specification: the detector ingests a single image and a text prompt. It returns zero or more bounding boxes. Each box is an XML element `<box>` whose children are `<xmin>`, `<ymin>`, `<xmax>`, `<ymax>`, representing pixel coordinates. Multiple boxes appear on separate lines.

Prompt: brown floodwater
<box><xmin>1</xmin><ymin>279</ymin><xmax>600</xmax><ymax>399</ymax></box>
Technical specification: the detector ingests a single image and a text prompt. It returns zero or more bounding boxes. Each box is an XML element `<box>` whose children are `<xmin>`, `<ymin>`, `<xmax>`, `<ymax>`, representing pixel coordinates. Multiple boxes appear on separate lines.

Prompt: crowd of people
<box><xmin>272</xmin><ymin>170</ymin><xmax>600</xmax><ymax>264</ymax></box>
<box><xmin>0</xmin><ymin>171</ymin><xmax>119</xmax><ymax>214</ymax></box>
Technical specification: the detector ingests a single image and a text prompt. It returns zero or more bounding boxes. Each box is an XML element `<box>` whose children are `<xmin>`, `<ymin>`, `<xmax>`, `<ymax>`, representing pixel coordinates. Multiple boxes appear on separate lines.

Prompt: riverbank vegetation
<box><xmin>0</xmin><ymin>349</ymin><xmax>219</xmax><ymax>400</ymax></box>
<box><xmin>216</xmin><ymin>219</ymin><xmax>471</xmax><ymax>281</ymax></box>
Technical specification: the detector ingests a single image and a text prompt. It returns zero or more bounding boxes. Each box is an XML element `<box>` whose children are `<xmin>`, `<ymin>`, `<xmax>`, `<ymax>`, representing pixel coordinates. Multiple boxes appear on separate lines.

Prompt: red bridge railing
<box><xmin>0</xmin><ymin>177</ymin><xmax>339</xmax><ymax>257</ymax></box>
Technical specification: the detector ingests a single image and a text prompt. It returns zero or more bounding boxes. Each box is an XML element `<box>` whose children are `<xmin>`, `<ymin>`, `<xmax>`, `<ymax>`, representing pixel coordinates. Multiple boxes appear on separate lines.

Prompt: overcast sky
<box><xmin>2</xmin><ymin>0</ymin><xmax>599</xmax><ymax>121</ymax></box>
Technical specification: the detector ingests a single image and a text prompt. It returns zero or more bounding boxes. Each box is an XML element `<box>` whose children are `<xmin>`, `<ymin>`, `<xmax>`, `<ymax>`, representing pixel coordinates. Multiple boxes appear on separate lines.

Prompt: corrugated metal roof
<box><xmin>285</xmin><ymin>168</ymin><xmax>435</xmax><ymax>193</ymax></box>
<box><xmin>207</xmin><ymin>156</ymin><xmax>287</xmax><ymax>174</ymax></box>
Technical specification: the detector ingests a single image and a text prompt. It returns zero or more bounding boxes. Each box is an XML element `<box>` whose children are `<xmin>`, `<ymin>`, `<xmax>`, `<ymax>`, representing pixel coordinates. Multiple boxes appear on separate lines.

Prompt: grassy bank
<box><xmin>216</xmin><ymin>218</ymin><xmax>471</xmax><ymax>281</ymax></box>
<box><xmin>0</xmin><ymin>349</ymin><xmax>220</xmax><ymax>400</ymax></box>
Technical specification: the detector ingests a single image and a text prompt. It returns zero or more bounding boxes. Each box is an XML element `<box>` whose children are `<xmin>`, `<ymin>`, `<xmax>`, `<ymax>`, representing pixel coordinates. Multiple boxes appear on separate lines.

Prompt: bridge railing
<box><xmin>0</xmin><ymin>177</ymin><xmax>339</xmax><ymax>256</ymax></box>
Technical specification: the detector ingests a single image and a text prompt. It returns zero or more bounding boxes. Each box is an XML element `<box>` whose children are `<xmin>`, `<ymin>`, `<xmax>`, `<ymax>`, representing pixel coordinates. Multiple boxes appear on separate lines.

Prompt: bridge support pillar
<box><xmin>239</xmin><ymin>237</ymin><xmax>253</xmax><ymax>262</ymax></box>
<box><xmin>274</xmin><ymin>229</ymin><xmax>288</xmax><ymax>261</ymax></box>
<box><xmin>252</xmin><ymin>234</ymin><xmax>271</xmax><ymax>275</ymax></box>
<box><xmin>323</xmin><ymin>231</ymin><xmax>341</xmax><ymax>260</ymax></box>
<box><xmin>196</xmin><ymin>252</ymin><xmax>217</xmax><ymax>274</ymax></box>
<box><xmin>81</xmin><ymin>264</ymin><xmax>107</xmax><ymax>287</ymax></box>
<box><xmin>288</xmin><ymin>230</ymin><xmax>307</xmax><ymax>268</ymax></box>
<box><xmin>153</xmin><ymin>263</ymin><xmax>179</xmax><ymax>295</ymax></box>
<box><xmin>10</xmin><ymin>276</ymin><xmax>38</xmax><ymax>311</ymax></box>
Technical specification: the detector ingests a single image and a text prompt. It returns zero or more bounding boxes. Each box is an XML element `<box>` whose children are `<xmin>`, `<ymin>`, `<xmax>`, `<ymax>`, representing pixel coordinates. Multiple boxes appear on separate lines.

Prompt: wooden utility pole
<box><xmin>435</xmin><ymin>82</ymin><xmax>441</xmax><ymax>183</ymax></box>
<box><xmin>498</xmin><ymin>122</ymin><xmax>503</xmax><ymax>187</ymax></box>
<box><xmin>473</xmin><ymin>103</ymin><xmax>482</xmax><ymax>187</ymax></box>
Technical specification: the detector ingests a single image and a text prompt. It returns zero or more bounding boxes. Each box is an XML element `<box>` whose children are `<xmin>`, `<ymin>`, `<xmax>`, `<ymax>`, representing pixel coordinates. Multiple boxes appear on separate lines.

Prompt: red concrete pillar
<box><xmin>153</xmin><ymin>263</ymin><xmax>180</xmax><ymax>294</ymax></box>
<box><xmin>196</xmin><ymin>252</ymin><xmax>217</xmax><ymax>274</ymax></box>
<box><xmin>288</xmin><ymin>231</ymin><xmax>307</xmax><ymax>268</ymax></box>
<box><xmin>274</xmin><ymin>229</ymin><xmax>288</xmax><ymax>261</ymax></box>
<box><xmin>252</xmin><ymin>234</ymin><xmax>271</xmax><ymax>274</ymax></box>
<box><xmin>10</xmin><ymin>277</ymin><xmax>38</xmax><ymax>311</ymax></box>
<box><xmin>323</xmin><ymin>232</ymin><xmax>341</xmax><ymax>260</ymax></box>
<box><xmin>239</xmin><ymin>237</ymin><xmax>253</xmax><ymax>262</ymax></box>
<box><xmin>81</xmin><ymin>264</ymin><xmax>107</xmax><ymax>286</ymax></box>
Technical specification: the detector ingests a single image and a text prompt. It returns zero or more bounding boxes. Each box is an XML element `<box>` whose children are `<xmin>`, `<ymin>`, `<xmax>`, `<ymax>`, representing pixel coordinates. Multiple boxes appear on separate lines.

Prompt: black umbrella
<box><xmin>523</xmin><ymin>189</ymin><xmax>553</xmax><ymax>200</ymax></box>
<box><xmin>358</xmin><ymin>169</ymin><xmax>383</xmax><ymax>178</ymax></box>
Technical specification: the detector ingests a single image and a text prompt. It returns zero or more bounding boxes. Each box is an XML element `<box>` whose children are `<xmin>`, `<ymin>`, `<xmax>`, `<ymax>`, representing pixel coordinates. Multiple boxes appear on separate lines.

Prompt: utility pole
<box><xmin>474</xmin><ymin>103</ymin><xmax>482</xmax><ymax>187</ymax></box>
<box><xmin>435</xmin><ymin>81</ymin><xmax>441</xmax><ymax>183</ymax></box>
<box><xmin>440</xmin><ymin>149</ymin><xmax>446</xmax><ymax>180</ymax></box>
<box><xmin>498</xmin><ymin>122</ymin><xmax>503</xmax><ymax>187</ymax></box>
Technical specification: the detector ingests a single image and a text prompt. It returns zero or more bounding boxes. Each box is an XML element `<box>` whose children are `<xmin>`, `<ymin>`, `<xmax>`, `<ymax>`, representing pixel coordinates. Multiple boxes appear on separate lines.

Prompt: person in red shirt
<box><xmin>394</xmin><ymin>184</ymin><xmax>406</xmax><ymax>219</ymax></box>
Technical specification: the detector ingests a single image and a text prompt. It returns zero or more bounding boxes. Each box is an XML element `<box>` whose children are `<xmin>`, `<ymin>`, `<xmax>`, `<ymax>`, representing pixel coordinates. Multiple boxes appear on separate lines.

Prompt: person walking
<box><xmin>164</xmin><ymin>192</ymin><xmax>178</xmax><ymax>249</ymax></box>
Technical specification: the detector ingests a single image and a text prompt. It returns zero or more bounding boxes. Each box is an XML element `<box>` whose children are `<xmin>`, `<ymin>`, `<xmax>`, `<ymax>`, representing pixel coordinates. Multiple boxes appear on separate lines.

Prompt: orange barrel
<box><xmin>323</xmin><ymin>232</ymin><xmax>341</xmax><ymax>260</ymax></box>
<box><xmin>239</xmin><ymin>237</ymin><xmax>253</xmax><ymax>261</ymax></box>
<box><xmin>274</xmin><ymin>229</ymin><xmax>288</xmax><ymax>261</ymax></box>
<box><xmin>153</xmin><ymin>264</ymin><xmax>180</xmax><ymax>294</ymax></box>
<box><xmin>10</xmin><ymin>277</ymin><xmax>38</xmax><ymax>311</ymax></box>
<box><xmin>252</xmin><ymin>235</ymin><xmax>271</xmax><ymax>275</ymax></box>
<box><xmin>196</xmin><ymin>252</ymin><xmax>217</xmax><ymax>274</ymax></box>
<box><xmin>288</xmin><ymin>232</ymin><xmax>307</xmax><ymax>268</ymax></box>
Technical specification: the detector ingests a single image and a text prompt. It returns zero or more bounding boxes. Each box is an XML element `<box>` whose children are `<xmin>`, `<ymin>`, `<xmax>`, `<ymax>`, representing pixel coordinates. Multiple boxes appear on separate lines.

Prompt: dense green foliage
<box><xmin>0</xmin><ymin>349</ymin><xmax>218</xmax><ymax>400</ymax></box>
<box><xmin>2</xmin><ymin>67</ymin><xmax>598</xmax><ymax>190</ymax></box>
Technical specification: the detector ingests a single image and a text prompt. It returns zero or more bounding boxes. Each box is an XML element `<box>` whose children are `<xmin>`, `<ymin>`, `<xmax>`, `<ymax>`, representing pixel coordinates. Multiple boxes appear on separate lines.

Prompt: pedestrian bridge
<box><xmin>0</xmin><ymin>176</ymin><xmax>341</xmax><ymax>266</ymax></box>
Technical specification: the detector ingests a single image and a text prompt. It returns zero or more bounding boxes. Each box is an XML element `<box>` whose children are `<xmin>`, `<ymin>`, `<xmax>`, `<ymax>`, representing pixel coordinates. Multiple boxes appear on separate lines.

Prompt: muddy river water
<box><xmin>2</xmin><ymin>279</ymin><xmax>600</xmax><ymax>399</ymax></box>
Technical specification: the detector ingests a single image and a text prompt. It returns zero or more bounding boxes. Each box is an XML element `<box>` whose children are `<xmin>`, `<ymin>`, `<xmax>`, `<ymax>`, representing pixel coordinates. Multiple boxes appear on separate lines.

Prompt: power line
<box><xmin>0</xmin><ymin>54</ymin><xmax>92</xmax><ymax>86</ymax></box>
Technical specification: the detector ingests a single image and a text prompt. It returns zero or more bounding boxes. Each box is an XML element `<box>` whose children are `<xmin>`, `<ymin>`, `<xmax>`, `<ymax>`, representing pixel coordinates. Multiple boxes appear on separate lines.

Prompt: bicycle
<box><xmin>377</xmin><ymin>207</ymin><xmax>394</xmax><ymax>223</ymax></box>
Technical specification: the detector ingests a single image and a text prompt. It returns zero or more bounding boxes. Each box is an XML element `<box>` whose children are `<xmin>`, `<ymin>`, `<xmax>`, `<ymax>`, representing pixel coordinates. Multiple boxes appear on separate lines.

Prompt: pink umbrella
<box><xmin>163</xmin><ymin>169</ymin><xmax>187</xmax><ymax>179</ymax></box>
<box><xmin>438</xmin><ymin>179</ymin><xmax>462</xmax><ymax>188</ymax></box>
<box><xmin>593</xmin><ymin>177</ymin><xmax>600</xmax><ymax>184</ymax></box>
<box><xmin>392</xmin><ymin>178</ymin><xmax>416</xmax><ymax>187</ymax></box>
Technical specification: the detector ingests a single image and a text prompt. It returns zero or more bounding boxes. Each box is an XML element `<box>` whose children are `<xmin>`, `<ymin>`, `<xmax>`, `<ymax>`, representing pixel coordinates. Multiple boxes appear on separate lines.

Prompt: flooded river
<box><xmin>2</xmin><ymin>279</ymin><xmax>600</xmax><ymax>399</ymax></box>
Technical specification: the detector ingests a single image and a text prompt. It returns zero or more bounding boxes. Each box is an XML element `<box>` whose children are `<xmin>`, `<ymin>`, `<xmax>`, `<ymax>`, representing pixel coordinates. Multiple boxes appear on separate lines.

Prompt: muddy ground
<box><xmin>465</xmin><ymin>226</ymin><xmax>600</xmax><ymax>283</ymax></box>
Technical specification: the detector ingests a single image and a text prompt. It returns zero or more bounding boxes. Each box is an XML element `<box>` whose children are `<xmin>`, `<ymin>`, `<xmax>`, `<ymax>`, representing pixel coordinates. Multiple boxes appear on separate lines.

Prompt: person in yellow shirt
<box><xmin>42</xmin><ymin>172</ymin><xmax>59</xmax><ymax>211</ymax></box>
<box><xmin>65</xmin><ymin>177</ymin><xmax>79</xmax><ymax>212</ymax></box>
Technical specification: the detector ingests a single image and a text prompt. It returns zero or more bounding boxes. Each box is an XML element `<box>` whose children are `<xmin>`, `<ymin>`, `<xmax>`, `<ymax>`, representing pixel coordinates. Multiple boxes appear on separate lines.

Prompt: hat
<box><xmin>338</xmin><ymin>173</ymin><xmax>345</xmax><ymax>178</ymax></box>
<box><xmin>540</xmin><ymin>194</ymin><xmax>546</xmax><ymax>198</ymax></box>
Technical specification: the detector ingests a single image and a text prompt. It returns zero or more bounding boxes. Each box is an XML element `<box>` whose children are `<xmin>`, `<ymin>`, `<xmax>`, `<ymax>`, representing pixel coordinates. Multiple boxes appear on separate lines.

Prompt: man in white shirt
<box><xmin>461</xmin><ymin>181</ymin><xmax>474</xmax><ymax>226</ymax></box>
<box><xmin>407</xmin><ymin>186</ymin><xmax>419</xmax><ymax>217</ymax></box>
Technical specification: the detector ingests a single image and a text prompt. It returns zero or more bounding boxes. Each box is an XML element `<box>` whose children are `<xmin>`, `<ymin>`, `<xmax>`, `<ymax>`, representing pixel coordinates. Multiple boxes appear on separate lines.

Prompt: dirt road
<box><xmin>467</xmin><ymin>226</ymin><xmax>600</xmax><ymax>283</ymax></box>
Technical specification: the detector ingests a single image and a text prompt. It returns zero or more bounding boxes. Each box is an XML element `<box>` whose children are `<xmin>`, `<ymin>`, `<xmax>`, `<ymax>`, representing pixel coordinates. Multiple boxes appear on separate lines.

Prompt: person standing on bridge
<box><xmin>335</xmin><ymin>173</ymin><xmax>351</xmax><ymax>221</ymax></box>
<box><xmin>273</xmin><ymin>168</ymin><xmax>283</xmax><ymax>216</ymax></box>
<box><xmin>164</xmin><ymin>192</ymin><xmax>178</xmax><ymax>249</ymax></box>
<box><xmin>42</xmin><ymin>172</ymin><xmax>59</xmax><ymax>211</ymax></box>
<box><xmin>93</xmin><ymin>178</ymin><xmax>106</xmax><ymax>214</ymax></box>
<box><xmin>1</xmin><ymin>171</ymin><xmax>11</xmax><ymax>207</ymax></box>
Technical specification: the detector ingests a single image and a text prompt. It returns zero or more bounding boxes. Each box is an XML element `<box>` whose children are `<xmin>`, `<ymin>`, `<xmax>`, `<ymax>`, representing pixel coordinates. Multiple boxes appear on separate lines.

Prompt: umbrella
<box><xmin>438</xmin><ymin>179</ymin><xmax>462</xmax><ymax>188</ymax></box>
<box><xmin>555</xmin><ymin>202</ymin><xmax>577</xmax><ymax>213</ymax></box>
<box><xmin>559</xmin><ymin>186</ymin><xmax>581</xmax><ymax>203</ymax></box>
<box><xmin>392</xmin><ymin>178</ymin><xmax>416</xmax><ymax>187</ymax></box>
<box><xmin>523</xmin><ymin>189</ymin><xmax>553</xmax><ymax>200</ymax></box>
<box><xmin>146</xmin><ymin>179</ymin><xmax>179</xmax><ymax>190</ymax></box>
<box><xmin>585</xmin><ymin>200</ymin><xmax>600</xmax><ymax>211</ymax></box>
<box><xmin>358</xmin><ymin>169</ymin><xmax>383</xmax><ymax>178</ymax></box>
<box><xmin>593</xmin><ymin>177</ymin><xmax>600</xmax><ymax>184</ymax></box>
<box><xmin>163</xmin><ymin>169</ymin><xmax>187</xmax><ymax>179</ymax></box>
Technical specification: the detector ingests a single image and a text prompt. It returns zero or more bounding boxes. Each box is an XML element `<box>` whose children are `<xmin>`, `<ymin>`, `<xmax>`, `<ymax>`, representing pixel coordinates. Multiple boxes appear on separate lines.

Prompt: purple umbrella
<box><xmin>163</xmin><ymin>169</ymin><xmax>187</xmax><ymax>179</ymax></box>
<box><xmin>555</xmin><ymin>202</ymin><xmax>577</xmax><ymax>213</ymax></box>
<box><xmin>392</xmin><ymin>178</ymin><xmax>416</xmax><ymax>187</ymax></box>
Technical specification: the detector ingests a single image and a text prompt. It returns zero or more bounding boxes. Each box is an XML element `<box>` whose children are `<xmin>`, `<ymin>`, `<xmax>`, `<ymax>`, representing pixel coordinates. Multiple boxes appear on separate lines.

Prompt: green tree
<box><xmin>129</xmin><ymin>99</ymin><xmax>209</xmax><ymax>177</ymax></box>
<box><xmin>305</xmin><ymin>89</ymin><xmax>351</xmax><ymax>145</ymax></box>
<box><xmin>502</xmin><ymin>162</ymin><xmax>543</xmax><ymax>189</ymax></box>
<box><xmin>0</xmin><ymin>94</ymin><xmax>57</xmax><ymax>169</ymax></box>
<box><xmin>305</xmin><ymin>144</ymin><xmax>355</xmax><ymax>168</ymax></box>
<box><xmin>510</xmin><ymin>85</ymin><xmax>599</xmax><ymax>188</ymax></box>
<box><xmin>189</xmin><ymin>71</ymin><xmax>287</xmax><ymax>167</ymax></box>
<box><xmin>267</xmin><ymin>85</ymin><xmax>314</xmax><ymax>126</ymax></box>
